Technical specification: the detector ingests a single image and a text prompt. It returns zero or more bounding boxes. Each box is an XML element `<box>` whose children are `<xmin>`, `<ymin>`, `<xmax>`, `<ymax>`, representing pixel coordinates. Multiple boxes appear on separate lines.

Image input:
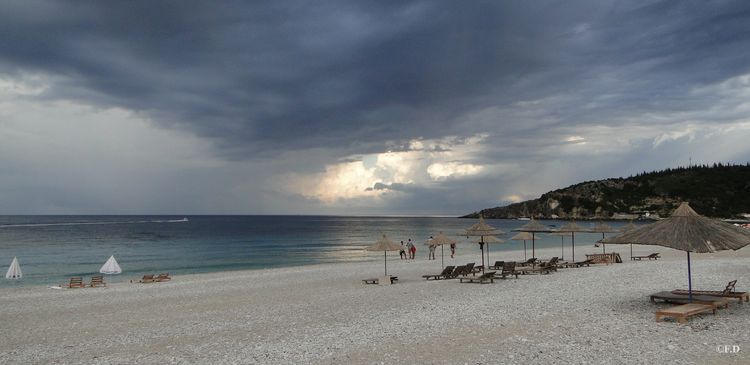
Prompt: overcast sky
<box><xmin>1</xmin><ymin>1</ymin><xmax>750</xmax><ymax>215</ymax></box>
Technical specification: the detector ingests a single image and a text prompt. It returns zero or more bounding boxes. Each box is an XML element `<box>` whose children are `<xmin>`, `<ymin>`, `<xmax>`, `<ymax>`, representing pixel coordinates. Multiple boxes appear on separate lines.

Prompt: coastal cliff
<box><xmin>464</xmin><ymin>163</ymin><xmax>750</xmax><ymax>219</ymax></box>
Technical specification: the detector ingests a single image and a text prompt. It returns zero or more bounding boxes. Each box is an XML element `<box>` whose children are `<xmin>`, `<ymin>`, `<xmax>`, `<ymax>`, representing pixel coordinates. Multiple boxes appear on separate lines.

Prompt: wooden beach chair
<box><xmin>68</xmin><ymin>277</ymin><xmax>85</xmax><ymax>288</ymax></box>
<box><xmin>632</xmin><ymin>253</ymin><xmax>660</xmax><ymax>261</ymax></box>
<box><xmin>671</xmin><ymin>280</ymin><xmax>749</xmax><ymax>304</ymax></box>
<box><xmin>155</xmin><ymin>273</ymin><xmax>171</xmax><ymax>282</ymax></box>
<box><xmin>362</xmin><ymin>276</ymin><xmax>398</xmax><ymax>285</ymax></box>
<box><xmin>496</xmin><ymin>262</ymin><xmax>520</xmax><ymax>279</ymax></box>
<box><xmin>488</xmin><ymin>261</ymin><xmax>504</xmax><ymax>270</ymax></box>
<box><xmin>459</xmin><ymin>271</ymin><xmax>496</xmax><ymax>284</ymax></box>
<box><xmin>422</xmin><ymin>266</ymin><xmax>455</xmax><ymax>280</ymax></box>
<box><xmin>516</xmin><ymin>258</ymin><xmax>537</xmax><ymax>267</ymax></box>
<box><xmin>447</xmin><ymin>265</ymin><xmax>466</xmax><ymax>279</ymax></box>
<box><xmin>538</xmin><ymin>257</ymin><xmax>559</xmax><ymax>272</ymax></box>
<box><xmin>655</xmin><ymin>303</ymin><xmax>716</xmax><ymax>324</ymax></box>
<box><xmin>139</xmin><ymin>274</ymin><xmax>156</xmax><ymax>283</ymax></box>
<box><xmin>89</xmin><ymin>275</ymin><xmax>106</xmax><ymax>287</ymax></box>
<box><xmin>463</xmin><ymin>263</ymin><xmax>477</xmax><ymax>276</ymax></box>
<box><xmin>649</xmin><ymin>291</ymin><xmax>730</xmax><ymax>309</ymax></box>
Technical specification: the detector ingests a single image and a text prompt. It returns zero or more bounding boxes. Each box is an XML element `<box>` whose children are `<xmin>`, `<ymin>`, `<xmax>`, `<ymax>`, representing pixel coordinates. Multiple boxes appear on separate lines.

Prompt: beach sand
<box><xmin>1</xmin><ymin>245</ymin><xmax>748</xmax><ymax>364</ymax></box>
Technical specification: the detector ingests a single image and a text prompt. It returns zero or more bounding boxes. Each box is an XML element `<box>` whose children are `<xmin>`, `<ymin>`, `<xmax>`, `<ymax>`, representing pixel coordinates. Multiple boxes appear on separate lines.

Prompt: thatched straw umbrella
<box><xmin>510</xmin><ymin>232</ymin><xmax>534</xmax><ymax>261</ymax></box>
<box><xmin>464</xmin><ymin>216</ymin><xmax>504</xmax><ymax>271</ymax></box>
<box><xmin>590</xmin><ymin>222</ymin><xmax>618</xmax><ymax>254</ymax></box>
<box><xmin>557</xmin><ymin>221</ymin><xmax>587</xmax><ymax>262</ymax></box>
<box><xmin>601</xmin><ymin>202</ymin><xmax>750</xmax><ymax>301</ymax></box>
<box><xmin>424</xmin><ymin>232</ymin><xmax>457</xmax><ymax>267</ymax></box>
<box><xmin>549</xmin><ymin>231</ymin><xmax>572</xmax><ymax>260</ymax></box>
<box><xmin>514</xmin><ymin>218</ymin><xmax>554</xmax><ymax>261</ymax></box>
<box><xmin>365</xmin><ymin>234</ymin><xmax>402</xmax><ymax>276</ymax></box>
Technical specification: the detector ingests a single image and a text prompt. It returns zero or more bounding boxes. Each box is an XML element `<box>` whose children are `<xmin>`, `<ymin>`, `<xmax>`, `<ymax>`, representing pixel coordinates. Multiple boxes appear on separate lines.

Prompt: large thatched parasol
<box><xmin>601</xmin><ymin>202</ymin><xmax>750</xmax><ymax>301</ymax></box>
<box><xmin>514</xmin><ymin>218</ymin><xmax>554</xmax><ymax>261</ymax></box>
<box><xmin>510</xmin><ymin>232</ymin><xmax>534</xmax><ymax>261</ymax></box>
<box><xmin>557</xmin><ymin>221</ymin><xmax>587</xmax><ymax>262</ymax></box>
<box><xmin>590</xmin><ymin>222</ymin><xmax>618</xmax><ymax>254</ymax></box>
<box><xmin>425</xmin><ymin>232</ymin><xmax>457</xmax><ymax>267</ymax></box>
<box><xmin>465</xmin><ymin>216</ymin><xmax>504</xmax><ymax>271</ymax></box>
<box><xmin>365</xmin><ymin>234</ymin><xmax>402</xmax><ymax>276</ymax></box>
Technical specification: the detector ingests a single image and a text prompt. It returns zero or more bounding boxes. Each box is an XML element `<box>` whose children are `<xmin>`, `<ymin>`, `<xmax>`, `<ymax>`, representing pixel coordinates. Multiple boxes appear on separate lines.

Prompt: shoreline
<box><xmin>1</xmin><ymin>245</ymin><xmax>748</xmax><ymax>364</ymax></box>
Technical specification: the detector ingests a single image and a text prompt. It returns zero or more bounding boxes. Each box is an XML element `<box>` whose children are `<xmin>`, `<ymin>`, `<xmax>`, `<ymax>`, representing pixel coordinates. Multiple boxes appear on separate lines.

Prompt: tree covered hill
<box><xmin>464</xmin><ymin>163</ymin><xmax>750</xmax><ymax>219</ymax></box>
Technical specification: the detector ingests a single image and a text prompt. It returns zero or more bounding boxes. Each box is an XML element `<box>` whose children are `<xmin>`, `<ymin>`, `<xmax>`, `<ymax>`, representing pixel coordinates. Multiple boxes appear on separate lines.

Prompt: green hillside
<box><xmin>464</xmin><ymin>163</ymin><xmax>750</xmax><ymax>219</ymax></box>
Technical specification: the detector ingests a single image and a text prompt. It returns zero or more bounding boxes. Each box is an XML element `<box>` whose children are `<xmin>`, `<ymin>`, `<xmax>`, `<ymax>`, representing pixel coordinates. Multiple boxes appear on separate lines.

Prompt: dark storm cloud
<box><xmin>3</xmin><ymin>0</ymin><xmax>749</xmax><ymax>160</ymax></box>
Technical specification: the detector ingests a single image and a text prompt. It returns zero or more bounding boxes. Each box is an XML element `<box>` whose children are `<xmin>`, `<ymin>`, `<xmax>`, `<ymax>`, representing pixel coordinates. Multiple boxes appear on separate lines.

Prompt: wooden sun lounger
<box><xmin>671</xmin><ymin>280</ymin><xmax>748</xmax><ymax>303</ymax></box>
<box><xmin>68</xmin><ymin>277</ymin><xmax>85</xmax><ymax>288</ymax></box>
<box><xmin>362</xmin><ymin>276</ymin><xmax>398</xmax><ymax>285</ymax></box>
<box><xmin>422</xmin><ymin>266</ymin><xmax>455</xmax><ymax>280</ymax></box>
<box><xmin>459</xmin><ymin>271</ymin><xmax>496</xmax><ymax>284</ymax></box>
<box><xmin>140</xmin><ymin>274</ymin><xmax>156</xmax><ymax>283</ymax></box>
<box><xmin>649</xmin><ymin>291</ymin><xmax>730</xmax><ymax>309</ymax></box>
<box><xmin>516</xmin><ymin>258</ymin><xmax>537</xmax><ymax>267</ymax></box>
<box><xmin>632</xmin><ymin>253</ymin><xmax>660</xmax><ymax>261</ymax></box>
<box><xmin>155</xmin><ymin>273</ymin><xmax>171</xmax><ymax>282</ymax></box>
<box><xmin>496</xmin><ymin>262</ymin><xmax>520</xmax><ymax>279</ymax></box>
<box><xmin>89</xmin><ymin>275</ymin><xmax>106</xmax><ymax>287</ymax></box>
<box><xmin>488</xmin><ymin>261</ymin><xmax>504</xmax><ymax>270</ymax></box>
<box><xmin>655</xmin><ymin>303</ymin><xmax>716</xmax><ymax>324</ymax></box>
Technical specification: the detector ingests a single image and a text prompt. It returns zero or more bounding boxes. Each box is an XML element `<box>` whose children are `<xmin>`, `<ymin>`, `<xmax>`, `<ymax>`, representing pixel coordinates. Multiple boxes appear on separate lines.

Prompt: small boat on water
<box><xmin>517</xmin><ymin>217</ymin><xmax>531</xmax><ymax>221</ymax></box>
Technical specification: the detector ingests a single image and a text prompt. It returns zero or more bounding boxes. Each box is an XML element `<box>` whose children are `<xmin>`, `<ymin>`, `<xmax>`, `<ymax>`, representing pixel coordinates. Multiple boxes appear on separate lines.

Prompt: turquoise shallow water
<box><xmin>0</xmin><ymin>215</ymin><xmax>636</xmax><ymax>287</ymax></box>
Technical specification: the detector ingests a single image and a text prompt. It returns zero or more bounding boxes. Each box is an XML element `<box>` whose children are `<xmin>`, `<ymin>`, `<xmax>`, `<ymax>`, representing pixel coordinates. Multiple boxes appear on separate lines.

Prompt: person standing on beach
<box><xmin>399</xmin><ymin>241</ymin><xmax>406</xmax><ymax>260</ymax></box>
<box><xmin>407</xmin><ymin>239</ymin><xmax>416</xmax><ymax>259</ymax></box>
<box><xmin>450</xmin><ymin>242</ymin><xmax>456</xmax><ymax>258</ymax></box>
<box><xmin>428</xmin><ymin>236</ymin><xmax>436</xmax><ymax>260</ymax></box>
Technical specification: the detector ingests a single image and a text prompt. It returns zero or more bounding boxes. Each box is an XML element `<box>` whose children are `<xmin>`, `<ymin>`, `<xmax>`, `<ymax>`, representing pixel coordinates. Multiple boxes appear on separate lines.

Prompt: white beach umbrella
<box><xmin>99</xmin><ymin>255</ymin><xmax>122</xmax><ymax>274</ymax></box>
<box><xmin>5</xmin><ymin>256</ymin><xmax>22</xmax><ymax>279</ymax></box>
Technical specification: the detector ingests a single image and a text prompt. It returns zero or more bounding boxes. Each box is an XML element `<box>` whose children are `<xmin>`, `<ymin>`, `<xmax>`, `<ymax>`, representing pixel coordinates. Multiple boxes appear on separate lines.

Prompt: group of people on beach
<box><xmin>399</xmin><ymin>238</ymin><xmax>456</xmax><ymax>260</ymax></box>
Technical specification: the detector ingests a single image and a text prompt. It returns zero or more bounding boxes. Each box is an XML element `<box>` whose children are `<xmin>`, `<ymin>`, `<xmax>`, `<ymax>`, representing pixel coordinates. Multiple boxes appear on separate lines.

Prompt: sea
<box><xmin>0</xmin><ymin>215</ymin><xmax>635</xmax><ymax>287</ymax></box>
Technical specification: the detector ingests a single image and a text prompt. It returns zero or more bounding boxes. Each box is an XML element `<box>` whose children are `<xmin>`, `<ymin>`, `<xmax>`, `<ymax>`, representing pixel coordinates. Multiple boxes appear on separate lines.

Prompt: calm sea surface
<box><xmin>0</xmin><ymin>216</ymin><xmax>635</xmax><ymax>287</ymax></box>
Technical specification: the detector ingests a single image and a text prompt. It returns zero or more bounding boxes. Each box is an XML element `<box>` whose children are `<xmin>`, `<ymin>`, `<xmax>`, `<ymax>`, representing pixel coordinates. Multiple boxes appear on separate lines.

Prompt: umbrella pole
<box><xmin>441</xmin><ymin>245</ymin><xmax>444</xmax><ymax>267</ymax></box>
<box><xmin>480</xmin><ymin>236</ymin><xmax>485</xmax><ymax>272</ymax></box>
<box><xmin>384</xmin><ymin>250</ymin><xmax>387</xmax><ymax>276</ymax></box>
<box><xmin>630</xmin><ymin>243</ymin><xmax>633</xmax><ymax>261</ymax></box>
<box><xmin>532</xmin><ymin>232</ymin><xmax>536</xmax><ymax>268</ymax></box>
<box><xmin>687</xmin><ymin>251</ymin><xmax>693</xmax><ymax>303</ymax></box>
<box><xmin>523</xmin><ymin>240</ymin><xmax>527</xmax><ymax>261</ymax></box>
<box><xmin>602</xmin><ymin>233</ymin><xmax>606</xmax><ymax>254</ymax></box>
<box><xmin>572</xmin><ymin>232</ymin><xmax>576</xmax><ymax>262</ymax></box>
<box><xmin>560</xmin><ymin>236</ymin><xmax>564</xmax><ymax>261</ymax></box>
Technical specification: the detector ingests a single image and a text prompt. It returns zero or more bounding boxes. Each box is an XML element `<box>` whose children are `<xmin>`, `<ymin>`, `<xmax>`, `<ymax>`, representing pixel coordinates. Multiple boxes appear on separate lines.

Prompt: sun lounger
<box><xmin>538</xmin><ymin>257</ymin><xmax>559</xmax><ymax>272</ymax></box>
<box><xmin>89</xmin><ymin>275</ymin><xmax>106</xmax><ymax>287</ymax></box>
<box><xmin>632</xmin><ymin>253</ymin><xmax>660</xmax><ymax>261</ymax></box>
<box><xmin>68</xmin><ymin>277</ymin><xmax>85</xmax><ymax>288</ymax></box>
<box><xmin>517</xmin><ymin>265</ymin><xmax>553</xmax><ymax>275</ymax></box>
<box><xmin>139</xmin><ymin>274</ymin><xmax>156</xmax><ymax>283</ymax></box>
<box><xmin>459</xmin><ymin>271</ymin><xmax>496</xmax><ymax>284</ymax></box>
<box><xmin>516</xmin><ymin>258</ymin><xmax>537</xmax><ymax>267</ymax></box>
<box><xmin>649</xmin><ymin>291</ymin><xmax>730</xmax><ymax>309</ymax></box>
<box><xmin>655</xmin><ymin>303</ymin><xmax>716</xmax><ymax>324</ymax></box>
<box><xmin>155</xmin><ymin>273</ymin><xmax>171</xmax><ymax>282</ymax></box>
<box><xmin>463</xmin><ymin>263</ymin><xmax>477</xmax><ymax>276</ymax></box>
<box><xmin>362</xmin><ymin>276</ymin><xmax>398</xmax><ymax>285</ymax></box>
<box><xmin>496</xmin><ymin>262</ymin><xmax>520</xmax><ymax>279</ymax></box>
<box><xmin>422</xmin><ymin>266</ymin><xmax>455</xmax><ymax>280</ymax></box>
<box><xmin>447</xmin><ymin>265</ymin><xmax>466</xmax><ymax>278</ymax></box>
<box><xmin>671</xmin><ymin>280</ymin><xmax>748</xmax><ymax>304</ymax></box>
<box><xmin>488</xmin><ymin>261</ymin><xmax>504</xmax><ymax>270</ymax></box>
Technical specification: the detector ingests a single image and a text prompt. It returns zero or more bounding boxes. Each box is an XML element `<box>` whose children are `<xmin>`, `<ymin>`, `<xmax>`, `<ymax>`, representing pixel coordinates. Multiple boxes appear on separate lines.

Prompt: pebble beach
<box><xmin>1</xmin><ymin>245</ymin><xmax>748</xmax><ymax>364</ymax></box>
